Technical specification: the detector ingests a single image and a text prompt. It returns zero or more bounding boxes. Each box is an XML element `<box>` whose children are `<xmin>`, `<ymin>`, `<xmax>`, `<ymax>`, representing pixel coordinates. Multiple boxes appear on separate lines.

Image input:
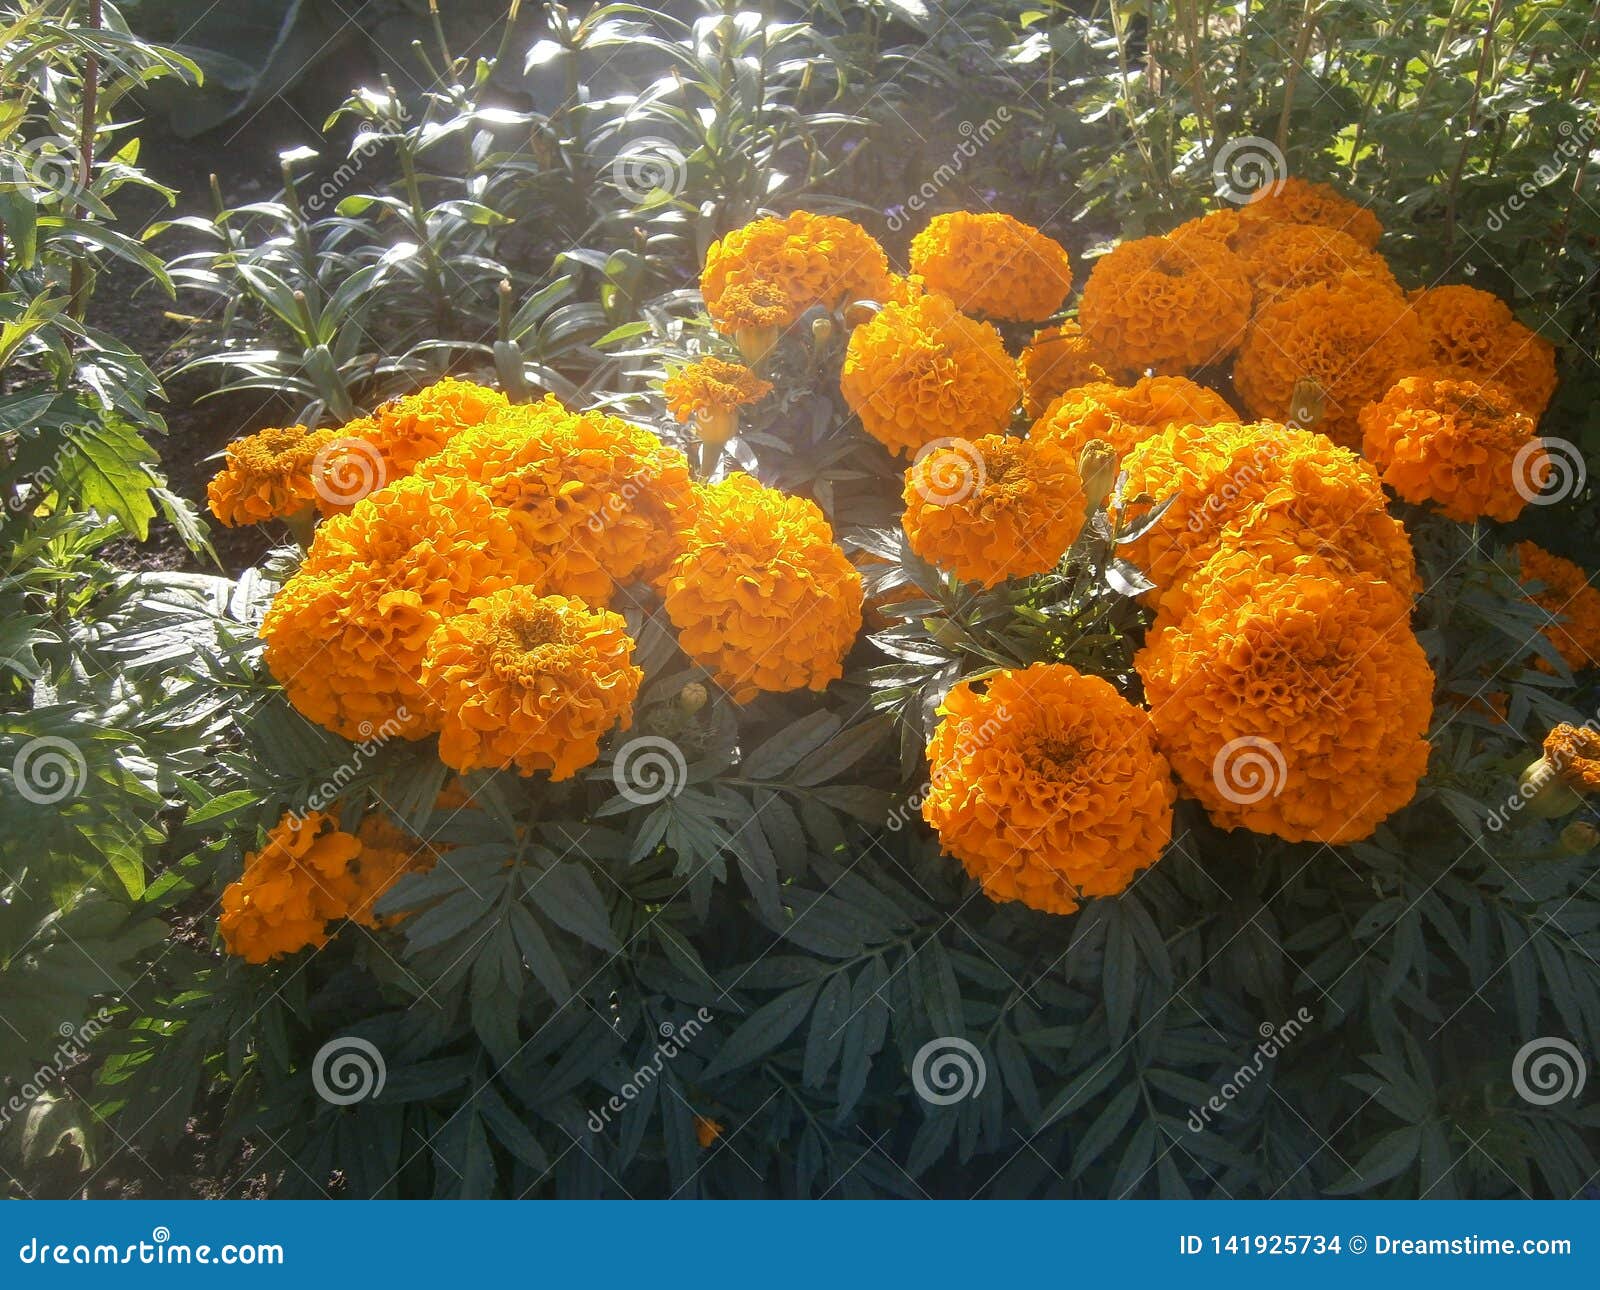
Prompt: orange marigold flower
<box><xmin>663</xmin><ymin>356</ymin><xmax>773</xmax><ymax>447</ymax></box>
<box><xmin>1030</xmin><ymin>375</ymin><xmax>1237</xmax><ymax>463</ymax></box>
<box><xmin>1410</xmin><ymin>284</ymin><xmax>1558</xmax><ymax>418</ymax></box>
<box><xmin>207</xmin><ymin>424</ymin><xmax>335</xmax><ymax>527</ymax></box>
<box><xmin>701</xmin><ymin>212</ymin><xmax>892</xmax><ymax>338</ymax></box>
<box><xmin>662</xmin><ymin>474</ymin><xmax>863</xmax><ymax>703</ymax></box>
<box><xmin>1515</xmin><ymin>541</ymin><xmax>1600</xmax><ymax>672</ymax></box>
<box><xmin>921</xmin><ymin>663</ymin><xmax>1175</xmax><ymax>916</ymax></box>
<box><xmin>1119</xmin><ymin>421</ymin><xmax>1419</xmax><ymax>610</ymax></box>
<box><xmin>1078</xmin><ymin>233</ymin><xmax>1252</xmax><ymax>373</ymax></box>
<box><xmin>421</xmin><ymin>587</ymin><xmax>642</xmax><ymax>779</ymax></box>
<box><xmin>1019</xmin><ymin>321</ymin><xmax>1115</xmax><ymax>418</ymax></box>
<box><xmin>1233</xmin><ymin>221</ymin><xmax>1401</xmax><ymax>312</ymax></box>
<box><xmin>219</xmin><ymin>811</ymin><xmax>360</xmax><ymax>963</ymax></box>
<box><xmin>1543</xmin><ymin>724</ymin><xmax>1600</xmax><ymax>794</ymax></box>
<box><xmin>908</xmin><ymin>211</ymin><xmax>1073</xmax><ymax>321</ymax></box>
<box><xmin>1233</xmin><ymin>274</ymin><xmax>1428</xmax><ymax>447</ymax></box>
<box><xmin>694</xmin><ymin>1115</ymin><xmax>725</xmax><ymax>1148</ymax></box>
<box><xmin>416</xmin><ymin>396</ymin><xmax>696</xmax><ymax>601</ymax></box>
<box><xmin>902</xmin><ymin>434</ymin><xmax>1085</xmax><ymax>588</ymax></box>
<box><xmin>840</xmin><ymin>292</ymin><xmax>1019</xmax><ymax>457</ymax></box>
<box><xmin>1359</xmin><ymin>372</ymin><xmax>1539</xmax><ymax>523</ymax></box>
<box><xmin>261</xmin><ymin>475</ymin><xmax>545</xmax><ymax>740</ymax></box>
<box><xmin>1137</xmin><ymin>570</ymin><xmax>1434</xmax><ymax>843</ymax></box>
<box><xmin>1243</xmin><ymin>177</ymin><xmax>1384</xmax><ymax>248</ymax></box>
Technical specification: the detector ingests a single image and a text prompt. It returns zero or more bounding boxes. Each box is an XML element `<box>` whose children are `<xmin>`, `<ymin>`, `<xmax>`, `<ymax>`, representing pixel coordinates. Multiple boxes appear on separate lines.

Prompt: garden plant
<box><xmin>0</xmin><ymin>0</ymin><xmax>1598</xmax><ymax>1205</ymax></box>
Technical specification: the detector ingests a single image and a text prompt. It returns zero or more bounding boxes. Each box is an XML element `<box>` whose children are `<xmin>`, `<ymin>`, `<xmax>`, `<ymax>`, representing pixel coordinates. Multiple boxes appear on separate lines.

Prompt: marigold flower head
<box><xmin>1233</xmin><ymin>274</ymin><xmax>1427</xmax><ymax>447</ymax></box>
<box><xmin>1119</xmin><ymin>421</ymin><xmax>1419</xmax><ymax>610</ymax></box>
<box><xmin>840</xmin><ymin>292</ymin><xmax>1019</xmax><ymax>457</ymax></box>
<box><xmin>921</xmin><ymin>663</ymin><xmax>1175</xmax><ymax>916</ymax></box>
<box><xmin>1137</xmin><ymin>570</ymin><xmax>1434</xmax><ymax>843</ymax></box>
<box><xmin>1359</xmin><ymin>372</ymin><xmax>1539</xmax><ymax>523</ymax></box>
<box><xmin>415</xmin><ymin>396</ymin><xmax>695</xmax><ymax>601</ymax></box>
<box><xmin>1410</xmin><ymin>285</ymin><xmax>1558</xmax><ymax>418</ymax></box>
<box><xmin>1243</xmin><ymin>177</ymin><xmax>1384</xmax><ymax>248</ymax></box>
<box><xmin>310</xmin><ymin>379</ymin><xmax>510</xmax><ymax>514</ymax></box>
<box><xmin>663</xmin><ymin>356</ymin><xmax>773</xmax><ymax>447</ymax></box>
<box><xmin>908</xmin><ymin>212</ymin><xmax>1073</xmax><ymax>321</ymax></box>
<box><xmin>1515</xmin><ymin>541</ymin><xmax>1600</xmax><ymax>673</ymax></box>
<box><xmin>662</xmin><ymin>474</ymin><xmax>863</xmax><ymax>703</ymax></box>
<box><xmin>261</xmin><ymin>475</ymin><xmax>546</xmax><ymax>740</ymax></box>
<box><xmin>1078</xmin><ymin>233</ymin><xmax>1252</xmax><ymax>373</ymax></box>
<box><xmin>207</xmin><ymin>424</ymin><xmax>335</xmax><ymax>526</ymax></box>
<box><xmin>1030</xmin><ymin>375</ymin><xmax>1237</xmax><ymax>464</ymax></box>
<box><xmin>1018</xmin><ymin>320</ymin><xmax>1115</xmax><ymax>417</ymax></box>
<box><xmin>701</xmin><ymin>212</ymin><xmax>892</xmax><ymax>337</ymax></box>
<box><xmin>1234</xmin><ymin>221</ymin><xmax>1401</xmax><ymax>312</ymax></box>
<box><xmin>218</xmin><ymin>810</ymin><xmax>434</xmax><ymax>962</ymax></box>
<box><xmin>421</xmin><ymin>587</ymin><xmax>641</xmax><ymax>779</ymax></box>
<box><xmin>1543</xmin><ymin>723</ymin><xmax>1600</xmax><ymax>794</ymax></box>
<box><xmin>902</xmin><ymin>434</ymin><xmax>1085</xmax><ymax>588</ymax></box>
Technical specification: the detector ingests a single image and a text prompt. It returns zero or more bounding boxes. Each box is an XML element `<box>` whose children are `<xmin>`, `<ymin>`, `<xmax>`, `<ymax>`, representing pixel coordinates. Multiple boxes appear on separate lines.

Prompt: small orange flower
<box><xmin>840</xmin><ymin>292</ymin><xmax>1019</xmax><ymax>458</ymax></box>
<box><xmin>663</xmin><ymin>356</ymin><xmax>773</xmax><ymax>446</ymax></box>
<box><xmin>701</xmin><ymin>212</ymin><xmax>892</xmax><ymax>338</ymax></box>
<box><xmin>1243</xmin><ymin>177</ymin><xmax>1384</xmax><ymax>248</ymax></box>
<box><xmin>1410</xmin><ymin>284</ymin><xmax>1558</xmax><ymax>418</ymax></box>
<box><xmin>921</xmin><ymin>663</ymin><xmax>1175</xmax><ymax>916</ymax></box>
<box><xmin>421</xmin><ymin>587</ymin><xmax>642</xmax><ymax>779</ymax></box>
<box><xmin>1543</xmin><ymin>724</ymin><xmax>1600</xmax><ymax>794</ymax></box>
<box><xmin>1515</xmin><ymin>541</ymin><xmax>1600</xmax><ymax>673</ymax></box>
<box><xmin>1030</xmin><ymin>375</ymin><xmax>1237</xmax><ymax>464</ymax></box>
<box><xmin>694</xmin><ymin>1116</ymin><xmax>725</xmax><ymax>1148</ymax></box>
<box><xmin>901</xmin><ymin>434</ymin><xmax>1085</xmax><ymax>588</ymax></box>
<box><xmin>908</xmin><ymin>212</ymin><xmax>1073</xmax><ymax>321</ymax></box>
<box><xmin>1018</xmin><ymin>320</ymin><xmax>1114</xmax><ymax>418</ymax></box>
<box><xmin>207</xmin><ymin>424</ymin><xmax>335</xmax><ymax>526</ymax></box>
<box><xmin>1137</xmin><ymin>570</ymin><xmax>1434</xmax><ymax>844</ymax></box>
<box><xmin>662</xmin><ymin>474</ymin><xmax>862</xmax><ymax>703</ymax></box>
<box><xmin>1233</xmin><ymin>273</ymin><xmax>1428</xmax><ymax>447</ymax></box>
<box><xmin>1078</xmin><ymin>233</ymin><xmax>1252</xmax><ymax>373</ymax></box>
<box><xmin>1359</xmin><ymin>372</ymin><xmax>1539</xmax><ymax>523</ymax></box>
